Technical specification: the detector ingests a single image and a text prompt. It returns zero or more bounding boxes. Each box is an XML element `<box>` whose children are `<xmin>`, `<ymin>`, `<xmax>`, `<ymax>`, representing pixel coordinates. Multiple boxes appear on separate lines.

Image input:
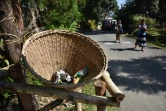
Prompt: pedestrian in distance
<box><xmin>115</xmin><ymin>20</ymin><xmax>123</xmax><ymax>43</ymax></box>
<box><xmin>134</xmin><ymin>19</ymin><xmax>147</xmax><ymax>52</ymax></box>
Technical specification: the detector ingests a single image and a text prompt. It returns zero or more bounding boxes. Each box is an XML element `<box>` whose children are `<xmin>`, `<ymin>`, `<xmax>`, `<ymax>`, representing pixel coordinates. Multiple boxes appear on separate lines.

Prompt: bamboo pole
<box><xmin>73</xmin><ymin>88</ymin><xmax>82</xmax><ymax>111</ymax></box>
<box><xmin>101</xmin><ymin>71</ymin><xmax>125</xmax><ymax>102</ymax></box>
<box><xmin>94</xmin><ymin>80</ymin><xmax>107</xmax><ymax>111</ymax></box>
<box><xmin>0</xmin><ymin>81</ymin><xmax>120</xmax><ymax>107</ymax></box>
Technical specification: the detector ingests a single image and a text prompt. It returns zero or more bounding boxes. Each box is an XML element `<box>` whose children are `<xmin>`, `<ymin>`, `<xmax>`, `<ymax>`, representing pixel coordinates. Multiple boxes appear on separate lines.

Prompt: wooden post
<box><xmin>9</xmin><ymin>63</ymin><xmax>38</xmax><ymax>111</ymax></box>
<box><xmin>94</xmin><ymin>80</ymin><xmax>107</xmax><ymax>111</ymax></box>
<box><xmin>101</xmin><ymin>71</ymin><xmax>125</xmax><ymax>102</ymax></box>
<box><xmin>73</xmin><ymin>88</ymin><xmax>82</xmax><ymax>111</ymax></box>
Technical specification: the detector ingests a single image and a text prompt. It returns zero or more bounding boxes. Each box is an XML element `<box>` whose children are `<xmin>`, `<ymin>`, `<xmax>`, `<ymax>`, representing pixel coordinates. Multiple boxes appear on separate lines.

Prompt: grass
<box><xmin>27</xmin><ymin>70</ymin><xmax>43</xmax><ymax>86</ymax></box>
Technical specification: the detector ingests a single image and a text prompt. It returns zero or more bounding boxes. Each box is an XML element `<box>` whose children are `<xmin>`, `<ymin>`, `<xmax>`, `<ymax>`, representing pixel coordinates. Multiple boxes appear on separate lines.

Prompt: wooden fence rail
<box><xmin>0</xmin><ymin>65</ymin><xmax>125</xmax><ymax>111</ymax></box>
<box><xmin>0</xmin><ymin>81</ymin><xmax>120</xmax><ymax>107</ymax></box>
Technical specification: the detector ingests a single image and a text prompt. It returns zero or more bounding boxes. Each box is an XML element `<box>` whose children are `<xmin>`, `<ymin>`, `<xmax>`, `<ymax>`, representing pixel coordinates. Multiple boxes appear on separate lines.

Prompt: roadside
<box><xmin>125</xmin><ymin>33</ymin><xmax>166</xmax><ymax>50</ymax></box>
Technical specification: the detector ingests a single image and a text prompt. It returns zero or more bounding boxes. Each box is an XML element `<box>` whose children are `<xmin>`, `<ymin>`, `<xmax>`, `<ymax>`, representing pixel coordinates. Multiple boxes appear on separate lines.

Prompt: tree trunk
<box><xmin>0</xmin><ymin>0</ymin><xmax>23</xmax><ymax>63</ymax></box>
<box><xmin>94</xmin><ymin>80</ymin><xmax>107</xmax><ymax>111</ymax></box>
<box><xmin>0</xmin><ymin>0</ymin><xmax>38</xmax><ymax>110</ymax></box>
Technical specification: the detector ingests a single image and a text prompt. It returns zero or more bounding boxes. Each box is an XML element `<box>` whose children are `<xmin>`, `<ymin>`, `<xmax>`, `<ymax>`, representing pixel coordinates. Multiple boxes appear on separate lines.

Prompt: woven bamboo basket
<box><xmin>22</xmin><ymin>30</ymin><xmax>107</xmax><ymax>89</ymax></box>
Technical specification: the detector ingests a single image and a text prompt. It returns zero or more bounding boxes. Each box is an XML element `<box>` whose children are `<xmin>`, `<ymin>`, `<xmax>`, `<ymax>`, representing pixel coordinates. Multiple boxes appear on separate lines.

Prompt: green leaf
<box><xmin>0</xmin><ymin>55</ymin><xmax>3</xmax><ymax>59</ymax></box>
<box><xmin>4</xmin><ymin>59</ymin><xmax>9</xmax><ymax>66</ymax></box>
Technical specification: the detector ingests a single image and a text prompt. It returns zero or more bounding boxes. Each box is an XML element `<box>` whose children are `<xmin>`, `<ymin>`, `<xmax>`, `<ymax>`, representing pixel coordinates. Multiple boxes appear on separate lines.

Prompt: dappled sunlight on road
<box><xmin>107</xmin><ymin>55</ymin><xmax>166</xmax><ymax>94</ymax></box>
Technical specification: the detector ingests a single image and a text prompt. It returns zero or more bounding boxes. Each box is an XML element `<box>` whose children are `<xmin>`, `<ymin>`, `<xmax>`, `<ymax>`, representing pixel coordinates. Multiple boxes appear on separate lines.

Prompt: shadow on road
<box><xmin>148</xmin><ymin>46</ymin><xmax>162</xmax><ymax>49</ymax></box>
<box><xmin>110</xmin><ymin>48</ymin><xmax>141</xmax><ymax>51</ymax></box>
<box><xmin>98</xmin><ymin>41</ymin><xmax>116</xmax><ymax>43</ymax></box>
<box><xmin>107</xmin><ymin>55</ymin><xmax>166</xmax><ymax>94</ymax></box>
<box><xmin>81</xmin><ymin>30</ymin><xmax>115</xmax><ymax>35</ymax></box>
<box><xmin>110</xmin><ymin>46</ymin><xmax>163</xmax><ymax>51</ymax></box>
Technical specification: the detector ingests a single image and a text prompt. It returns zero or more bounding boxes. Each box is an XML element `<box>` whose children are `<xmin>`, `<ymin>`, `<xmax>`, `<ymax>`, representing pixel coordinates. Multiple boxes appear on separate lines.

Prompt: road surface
<box><xmin>82</xmin><ymin>30</ymin><xmax>166</xmax><ymax>111</ymax></box>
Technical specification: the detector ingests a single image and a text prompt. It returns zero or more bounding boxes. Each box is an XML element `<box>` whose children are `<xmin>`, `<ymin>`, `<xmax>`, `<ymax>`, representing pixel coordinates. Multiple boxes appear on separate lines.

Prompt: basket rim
<box><xmin>21</xmin><ymin>30</ymin><xmax>108</xmax><ymax>89</ymax></box>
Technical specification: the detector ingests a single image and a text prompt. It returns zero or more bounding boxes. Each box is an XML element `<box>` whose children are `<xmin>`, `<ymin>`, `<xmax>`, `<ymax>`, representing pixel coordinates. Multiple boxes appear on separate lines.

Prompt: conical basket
<box><xmin>22</xmin><ymin>30</ymin><xmax>107</xmax><ymax>89</ymax></box>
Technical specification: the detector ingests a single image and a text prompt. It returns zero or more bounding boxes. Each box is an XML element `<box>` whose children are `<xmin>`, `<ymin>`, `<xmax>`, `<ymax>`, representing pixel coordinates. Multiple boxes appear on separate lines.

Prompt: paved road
<box><xmin>82</xmin><ymin>30</ymin><xmax>166</xmax><ymax>111</ymax></box>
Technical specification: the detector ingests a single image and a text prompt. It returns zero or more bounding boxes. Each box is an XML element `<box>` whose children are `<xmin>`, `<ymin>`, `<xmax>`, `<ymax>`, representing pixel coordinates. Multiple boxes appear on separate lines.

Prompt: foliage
<box><xmin>127</xmin><ymin>13</ymin><xmax>160</xmax><ymax>33</ymax></box>
<box><xmin>27</xmin><ymin>70</ymin><xmax>43</xmax><ymax>86</ymax></box>
<box><xmin>123</xmin><ymin>11</ymin><xmax>166</xmax><ymax>47</ymax></box>
<box><xmin>38</xmin><ymin>0</ymin><xmax>82</xmax><ymax>30</ymax></box>
<box><xmin>127</xmin><ymin>14</ymin><xmax>157</xmax><ymax>31</ymax></box>
<box><xmin>21</xmin><ymin>0</ymin><xmax>119</xmax><ymax>30</ymax></box>
<box><xmin>123</xmin><ymin>0</ymin><xmax>159</xmax><ymax>18</ymax></box>
<box><xmin>119</xmin><ymin>0</ymin><xmax>166</xmax><ymax>23</ymax></box>
<box><xmin>69</xmin><ymin>21</ymin><xmax>79</xmax><ymax>31</ymax></box>
<box><xmin>146</xmin><ymin>17</ymin><xmax>158</xmax><ymax>29</ymax></box>
<box><xmin>0</xmin><ymin>36</ymin><xmax>12</xmax><ymax>109</ymax></box>
<box><xmin>0</xmin><ymin>55</ymin><xmax>9</xmax><ymax>68</ymax></box>
<box><xmin>128</xmin><ymin>14</ymin><xmax>143</xmax><ymax>31</ymax></box>
<box><xmin>0</xmin><ymin>77</ymin><xmax>14</xmax><ymax>108</ymax></box>
<box><xmin>149</xmin><ymin>0</ymin><xmax>159</xmax><ymax>18</ymax></box>
<box><xmin>0</xmin><ymin>38</ymin><xmax>3</xmax><ymax>49</ymax></box>
<box><xmin>129</xmin><ymin>23</ymin><xmax>166</xmax><ymax>47</ymax></box>
<box><xmin>79</xmin><ymin>0</ymin><xmax>118</xmax><ymax>29</ymax></box>
<box><xmin>120</xmin><ymin>0</ymin><xmax>136</xmax><ymax>15</ymax></box>
<box><xmin>0</xmin><ymin>38</ymin><xmax>10</xmax><ymax>68</ymax></box>
<box><xmin>48</xmin><ymin>21</ymin><xmax>79</xmax><ymax>32</ymax></box>
<box><xmin>157</xmin><ymin>0</ymin><xmax>166</xmax><ymax>23</ymax></box>
<box><xmin>88</xmin><ymin>20</ymin><xmax>96</xmax><ymax>30</ymax></box>
<box><xmin>21</xmin><ymin>0</ymin><xmax>82</xmax><ymax>31</ymax></box>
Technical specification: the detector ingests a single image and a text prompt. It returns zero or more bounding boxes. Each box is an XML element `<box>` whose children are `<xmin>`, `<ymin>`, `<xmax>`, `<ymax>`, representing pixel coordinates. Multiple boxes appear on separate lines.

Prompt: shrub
<box><xmin>0</xmin><ymin>77</ymin><xmax>14</xmax><ymax>108</ymax></box>
<box><xmin>146</xmin><ymin>18</ymin><xmax>156</xmax><ymax>29</ymax></box>
<box><xmin>127</xmin><ymin>14</ymin><xmax>143</xmax><ymax>33</ymax></box>
<box><xmin>88</xmin><ymin>20</ymin><xmax>96</xmax><ymax>30</ymax></box>
<box><xmin>47</xmin><ymin>21</ymin><xmax>79</xmax><ymax>32</ymax></box>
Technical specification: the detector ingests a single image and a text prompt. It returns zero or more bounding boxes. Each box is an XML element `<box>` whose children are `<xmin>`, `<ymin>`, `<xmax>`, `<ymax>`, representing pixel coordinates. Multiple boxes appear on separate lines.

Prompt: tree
<box><xmin>116</xmin><ymin>0</ymin><xmax>161</xmax><ymax>31</ymax></box>
<box><xmin>21</xmin><ymin>0</ymin><xmax>41</xmax><ymax>32</ymax></box>
<box><xmin>132</xmin><ymin>0</ymin><xmax>159</xmax><ymax>18</ymax></box>
<box><xmin>148</xmin><ymin>0</ymin><xmax>159</xmax><ymax>18</ymax></box>
<box><xmin>0</xmin><ymin>0</ymin><xmax>23</xmax><ymax>63</ymax></box>
<box><xmin>80</xmin><ymin>0</ymin><xmax>118</xmax><ymax>29</ymax></box>
<box><xmin>33</xmin><ymin>0</ymin><xmax>82</xmax><ymax>29</ymax></box>
<box><xmin>0</xmin><ymin>0</ymin><xmax>37</xmax><ymax>110</ymax></box>
<box><xmin>157</xmin><ymin>0</ymin><xmax>166</xmax><ymax>23</ymax></box>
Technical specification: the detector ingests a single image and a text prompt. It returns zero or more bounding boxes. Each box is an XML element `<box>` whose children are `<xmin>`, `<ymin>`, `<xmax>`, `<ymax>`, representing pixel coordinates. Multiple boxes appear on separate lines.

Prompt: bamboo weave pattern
<box><xmin>22</xmin><ymin>30</ymin><xmax>107</xmax><ymax>89</ymax></box>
